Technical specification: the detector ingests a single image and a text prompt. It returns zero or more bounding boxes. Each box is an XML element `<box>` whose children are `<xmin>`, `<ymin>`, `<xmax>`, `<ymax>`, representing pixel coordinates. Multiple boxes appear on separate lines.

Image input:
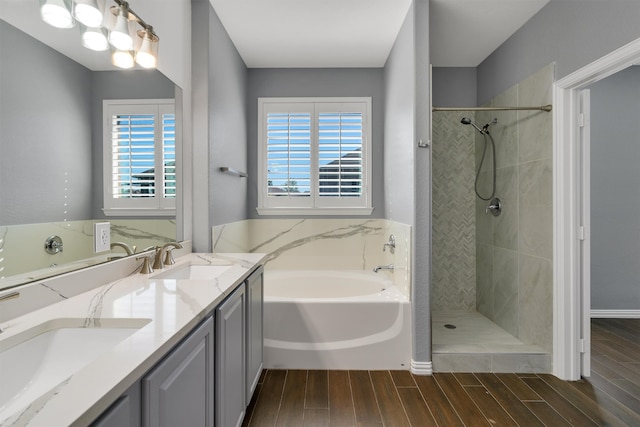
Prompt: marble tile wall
<box><xmin>0</xmin><ymin>219</ymin><xmax>176</xmax><ymax>283</ymax></box>
<box><xmin>213</xmin><ymin>219</ymin><xmax>411</xmax><ymax>297</ymax></box>
<box><xmin>476</xmin><ymin>63</ymin><xmax>554</xmax><ymax>352</ymax></box>
<box><xmin>431</xmin><ymin>111</ymin><xmax>477</xmax><ymax>311</ymax></box>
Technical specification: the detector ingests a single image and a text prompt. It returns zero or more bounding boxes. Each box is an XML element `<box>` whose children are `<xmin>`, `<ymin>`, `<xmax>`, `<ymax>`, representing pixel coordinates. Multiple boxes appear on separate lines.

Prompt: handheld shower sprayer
<box><xmin>460</xmin><ymin>116</ymin><xmax>498</xmax><ymax>201</ymax></box>
<box><xmin>460</xmin><ymin>117</ymin><xmax>485</xmax><ymax>134</ymax></box>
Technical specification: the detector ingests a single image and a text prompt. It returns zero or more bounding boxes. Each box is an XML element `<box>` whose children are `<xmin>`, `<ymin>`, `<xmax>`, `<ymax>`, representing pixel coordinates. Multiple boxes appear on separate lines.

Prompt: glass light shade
<box><xmin>73</xmin><ymin>0</ymin><xmax>103</xmax><ymax>28</ymax></box>
<box><xmin>112</xmin><ymin>49</ymin><xmax>134</xmax><ymax>69</ymax></box>
<box><xmin>81</xmin><ymin>26</ymin><xmax>109</xmax><ymax>51</ymax></box>
<box><xmin>108</xmin><ymin>7</ymin><xmax>133</xmax><ymax>50</ymax></box>
<box><xmin>135</xmin><ymin>30</ymin><xmax>159</xmax><ymax>69</ymax></box>
<box><xmin>40</xmin><ymin>0</ymin><xmax>75</xmax><ymax>29</ymax></box>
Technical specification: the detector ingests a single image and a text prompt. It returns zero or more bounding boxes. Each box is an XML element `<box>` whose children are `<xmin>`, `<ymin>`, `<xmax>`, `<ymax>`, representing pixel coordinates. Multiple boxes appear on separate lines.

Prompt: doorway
<box><xmin>554</xmin><ymin>37</ymin><xmax>640</xmax><ymax>380</ymax></box>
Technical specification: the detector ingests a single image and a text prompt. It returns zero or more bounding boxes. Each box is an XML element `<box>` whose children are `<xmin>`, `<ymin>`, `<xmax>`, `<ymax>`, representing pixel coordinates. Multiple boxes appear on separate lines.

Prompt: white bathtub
<box><xmin>263</xmin><ymin>270</ymin><xmax>411</xmax><ymax>370</ymax></box>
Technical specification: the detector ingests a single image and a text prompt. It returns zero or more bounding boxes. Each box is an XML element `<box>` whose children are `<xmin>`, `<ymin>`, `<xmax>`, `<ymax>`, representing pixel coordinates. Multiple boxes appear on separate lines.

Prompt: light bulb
<box><xmin>81</xmin><ymin>26</ymin><xmax>109</xmax><ymax>51</ymax></box>
<box><xmin>135</xmin><ymin>29</ymin><xmax>158</xmax><ymax>69</ymax></box>
<box><xmin>40</xmin><ymin>0</ymin><xmax>75</xmax><ymax>29</ymax></box>
<box><xmin>108</xmin><ymin>6</ymin><xmax>133</xmax><ymax>50</ymax></box>
<box><xmin>73</xmin><ymin>0</ymin><xmax>103</xmax><ymax>28</ymax></box>
<box><xmin>112</xmin><ymin>50</ymin><xmax>134</xmax><ymax>69</ymax></box>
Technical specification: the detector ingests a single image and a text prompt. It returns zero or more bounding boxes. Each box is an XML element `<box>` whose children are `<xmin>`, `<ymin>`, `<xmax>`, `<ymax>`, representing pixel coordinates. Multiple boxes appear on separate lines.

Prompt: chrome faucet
<box><xmin>110</xmin><ymin>242</ymin><xmax>136</xmax><ymax>256</ymax></box>
<box><xmin>153</xmin><ymin>242</ymin><xmax>184</xmax><ymax>270</ymax></box>
<box><xmin>373</xmin><ymin>264</ymin><xmax>394</xmax><ymax>273</ymax></box>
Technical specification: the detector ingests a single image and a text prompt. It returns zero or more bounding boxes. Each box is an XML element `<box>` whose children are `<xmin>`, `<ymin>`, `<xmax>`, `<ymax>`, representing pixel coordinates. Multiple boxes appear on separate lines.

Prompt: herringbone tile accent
<box><xmin>431</xmin><ymin>112</ymin><xmax>476</xmax><ymax>311</ymax></box>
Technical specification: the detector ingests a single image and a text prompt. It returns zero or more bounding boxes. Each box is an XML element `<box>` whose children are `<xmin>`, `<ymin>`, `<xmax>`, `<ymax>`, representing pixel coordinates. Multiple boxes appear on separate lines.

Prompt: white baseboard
<box><xmin>410</xmin><ymin>360</ymin><xmax>432</xmax><ymax>375</ymax></box>
<box><xmin>591</xmin><ymin>309</ymin><xmax>640</xmax><ymax>318</ymax></box>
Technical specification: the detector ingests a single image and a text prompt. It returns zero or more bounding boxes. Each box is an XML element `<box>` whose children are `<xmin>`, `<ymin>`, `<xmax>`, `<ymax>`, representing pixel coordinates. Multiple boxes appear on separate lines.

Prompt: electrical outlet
<box><xmin>94</xmin><ymin>222</ymin><xmax>111</xmax><ymax>253</ymax></box>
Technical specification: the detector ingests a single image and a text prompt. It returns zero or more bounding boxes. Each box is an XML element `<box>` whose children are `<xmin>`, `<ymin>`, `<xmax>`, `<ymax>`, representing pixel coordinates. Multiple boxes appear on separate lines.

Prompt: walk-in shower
<box><xmin>430</xmin><ymin>64</ymin><xmax>555</xmax><ymax>372</ymax></box>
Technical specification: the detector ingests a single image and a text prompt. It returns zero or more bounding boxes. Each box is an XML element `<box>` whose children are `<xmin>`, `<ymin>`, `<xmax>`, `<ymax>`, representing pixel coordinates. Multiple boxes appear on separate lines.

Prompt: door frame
<box><xmin>553</xmin><ymin>37</ymin><xmax>640</xmax><ymax>380</ymax></box>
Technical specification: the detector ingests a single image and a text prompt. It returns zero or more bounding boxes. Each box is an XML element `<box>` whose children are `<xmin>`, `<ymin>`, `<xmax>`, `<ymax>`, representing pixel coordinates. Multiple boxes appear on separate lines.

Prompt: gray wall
<box><xmin>91</xmin><ymin>70</ymin><xmax>176</xmax><ymax>219</ymax></box>
<box><xmin>590</xmin><ymin>66</ymin><xmax>640</xmax><ymax>310</ymax></box>
<box><xmin>478</xmin><ymin>0</ymin><xmax>640</xmax><ymax>104</ymax></box>
<box><xmin>191</xmin><ymin>0</ymin><xmax>249</xmax><ymax>251</ymax></box>
<box><xmin>383</xmin><ymin>0</ymin><xmax>432</xmax><ymax>368</ymax></box>
<box><xmin>208</xmin><ymin>6</ymin><xmax>248</xmax><ymax>228</ymax></box>
<box><xmin>383</xmin><ymin>7</ymin><xmax>415</xmax><ymax>227</ymax></box>
<box><xmin>414</xmin><ymin>0</ymin><xmax>432</xmax><ymax>368</ymax></box>
<box><xmin>246</xmin><ymin>68</ymin><xmax>385</xmax><ymax>219</ymax></box>
<box><xmin>432</xmin><ymin>67</ymin><xmax>477</xmax><ymax>107</ymax></box>
<box><xmin>0</xmin><ymin>20</ymin><xmax>92</xmax><ymax>225</ymax></box>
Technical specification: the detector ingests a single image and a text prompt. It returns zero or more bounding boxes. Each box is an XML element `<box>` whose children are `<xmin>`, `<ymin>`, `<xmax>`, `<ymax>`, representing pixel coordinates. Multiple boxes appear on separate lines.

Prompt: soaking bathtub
<box><xmin>263</xmin><ymin>270</ymin><xmax>411</xmax><ymax>370</ymax></box>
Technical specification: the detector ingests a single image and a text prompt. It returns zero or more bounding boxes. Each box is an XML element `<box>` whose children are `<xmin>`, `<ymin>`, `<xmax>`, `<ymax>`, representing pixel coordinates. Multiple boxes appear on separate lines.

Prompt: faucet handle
<box><xmin>163</xmin><ymin>247</ymin><xmax>177</xmax><ymax>266</ymax></box>
<box><xmin>383</xmin><ymin>234</ymin><xmax>396</xmax><ymax>254</ymax></box>
<box><xmin>136</xmin><ymin>255</ymin><xmax>154</xmax><ymax>274</ymax></box>
<box><xmin>152</xmin><ymin>247</ymin><xmax>165</xmax><ymax>270</ymax></box>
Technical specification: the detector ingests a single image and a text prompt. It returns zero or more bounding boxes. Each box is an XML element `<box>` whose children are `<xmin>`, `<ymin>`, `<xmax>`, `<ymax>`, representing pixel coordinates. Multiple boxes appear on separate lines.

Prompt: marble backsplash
<box><xmin>0</xmin><ymin>219</ymin><xmax>176</xmax><ymax>284</ymax></box>
<box><xmin>213</xmin><ymin>219</ymin><xmax>411</xmax><ymax>297</ymax></box>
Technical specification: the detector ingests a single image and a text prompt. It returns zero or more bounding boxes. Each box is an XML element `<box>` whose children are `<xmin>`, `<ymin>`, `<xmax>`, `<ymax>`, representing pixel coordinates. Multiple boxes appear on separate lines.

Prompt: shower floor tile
<box><xmin>432</xmin><ymin>311</ymin><xmax>546</xmax><ymax>354</ymax></box>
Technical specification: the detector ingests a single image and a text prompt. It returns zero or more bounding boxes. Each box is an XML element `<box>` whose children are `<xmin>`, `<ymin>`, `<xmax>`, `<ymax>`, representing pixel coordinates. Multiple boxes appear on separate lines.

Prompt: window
<box><xmin>103</xmin><ymin>99</ymin><xmax>176</xmax><ymax>216</ymax></box>
<box><xmin>257</xmin><ymin>97</ymin><xmax>372</xmax><ymax>215</ymax></box>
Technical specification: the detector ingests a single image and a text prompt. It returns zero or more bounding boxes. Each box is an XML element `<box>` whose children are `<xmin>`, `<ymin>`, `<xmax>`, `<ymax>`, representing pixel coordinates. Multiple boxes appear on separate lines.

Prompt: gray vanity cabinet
<box><xmin>216</xmin><ymin>283</ymin><xmax>246</xmax><ymax>427</ymax></box>
<box><xmin>92</xmin><ymin>382</ymin><xmax>141</xmax><ymax>427</ymax></box>
<box><xmin>142</xmin><ymin>315</ymin><xmax>215</xmax><ymax>427</ymax></box>
<box><xmin>92</xmin><ymin>265</ymin><xmax>264</xmax><ymax>427</ymax></box>
<box><xmin>246</xmin><ymin>266</ymin><xmax>263</xmax><ymax>404</ymax></box>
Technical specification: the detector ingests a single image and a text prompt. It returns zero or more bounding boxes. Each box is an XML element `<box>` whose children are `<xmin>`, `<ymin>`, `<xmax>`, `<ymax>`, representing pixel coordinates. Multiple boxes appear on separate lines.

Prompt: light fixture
<box><xmin>81</xmin><ymin>25</ymin><xmax>109</xmax><ymax>51</ymax></box>
<box><xmin>73</xmin><ymin>0</ymin><xmax>103</xmax><ymax>28</ymax></box>
<box><xmin>135</xmin><ymin>28</ymin><xmax>159</xmax><ymax>69</ymax></box>
<box><xmin>112</xmin><ymin>49</ymin><xmax>135</xmax><ymax>69</ymax></box>
<box><xmin>40</xmin><ymin>0</ymin><xmax>75</xmax><ymax>29</ymax></box>
<box><xmin>40</xmin><ymin>0</ymin><xmax>159</xmax><ymax>69</ymax></box>
<box><xmin>108</xmin><ymin>4</ymin><xmax>133</xmax><ymax>51</ymax></box>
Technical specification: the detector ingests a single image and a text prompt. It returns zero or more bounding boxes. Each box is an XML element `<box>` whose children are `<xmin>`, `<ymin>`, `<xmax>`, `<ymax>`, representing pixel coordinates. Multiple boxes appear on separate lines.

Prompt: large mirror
<box><xmin>0</xmin><ymin>2</ymin><xmax>180</xmax><ymax>290</ymax></box>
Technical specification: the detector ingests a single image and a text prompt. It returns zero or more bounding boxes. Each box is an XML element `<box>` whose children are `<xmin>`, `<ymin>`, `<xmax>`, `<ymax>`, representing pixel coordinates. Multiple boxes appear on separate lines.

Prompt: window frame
<box><xmin>102</xmin><ymin>99</ymin><xmax>176</xmax><ymax>217</ymax></box>
<box><xmin>257</xmin><ymin>97</ymin><xmax>373</xmax><ymax>216</ymax></box>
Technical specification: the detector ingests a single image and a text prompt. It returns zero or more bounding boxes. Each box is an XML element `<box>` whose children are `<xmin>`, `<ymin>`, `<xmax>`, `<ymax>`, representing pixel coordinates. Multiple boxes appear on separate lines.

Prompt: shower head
<box><xmin>460</xmin><ymin>117</ymin><xmax>485</xmax><ymax>134</ymax></box>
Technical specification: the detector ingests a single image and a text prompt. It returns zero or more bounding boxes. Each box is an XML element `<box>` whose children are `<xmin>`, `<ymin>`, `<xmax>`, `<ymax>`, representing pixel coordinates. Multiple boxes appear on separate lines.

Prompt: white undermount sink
<box><xmin>0</xmin><ymin>318</ymin><xmax>150</xmax><ymax>418</ymax></box>
<box><xmin>152</xmin><ymin>264</ymin><xmax>234</xmax><ymax>280</ymax></box>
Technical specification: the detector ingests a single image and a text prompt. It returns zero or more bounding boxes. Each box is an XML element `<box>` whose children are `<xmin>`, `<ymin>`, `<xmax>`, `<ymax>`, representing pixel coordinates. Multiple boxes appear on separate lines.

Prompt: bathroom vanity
<box><xmin>0</xmin><ymin>253</ymin><xmax>264</xmax><ymax>427</ymax></box>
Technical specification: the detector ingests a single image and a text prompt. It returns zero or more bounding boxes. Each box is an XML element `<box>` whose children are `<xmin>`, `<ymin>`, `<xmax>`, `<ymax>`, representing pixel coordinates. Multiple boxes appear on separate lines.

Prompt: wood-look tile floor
<box><xmin>242</xmin><ymin>319</ymin><xmax>640</xmax><ymax>426</ymax></box>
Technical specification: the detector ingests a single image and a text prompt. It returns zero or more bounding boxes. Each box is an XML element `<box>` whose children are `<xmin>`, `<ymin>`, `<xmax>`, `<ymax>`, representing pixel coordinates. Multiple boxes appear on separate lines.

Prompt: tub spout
<box><xmin>373</xmin><ymin>264</ymin><xmax>394</xmax><ymax>273</ymax></box>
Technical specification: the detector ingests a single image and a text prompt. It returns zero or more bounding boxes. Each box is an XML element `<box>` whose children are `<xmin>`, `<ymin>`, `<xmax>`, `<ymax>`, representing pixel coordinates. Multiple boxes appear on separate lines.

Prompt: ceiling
<box><xmin>0</xmin><ymin>0</ymin><xmax>550</xmax><ymax>70</ymax></box>
<box><xmin>212</xmin><ymin>0</ymin><xmax>551</xmax><ymax>68</ymax></box>
<box><xmin>0</xmin><ymin>0</ymin><xmax>115</xmax><ymax>70</ymax></box>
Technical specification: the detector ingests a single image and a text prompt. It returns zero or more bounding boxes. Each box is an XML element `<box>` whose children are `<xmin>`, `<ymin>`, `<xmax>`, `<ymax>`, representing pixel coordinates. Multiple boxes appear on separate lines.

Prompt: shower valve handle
<box><xmin>485</xmin><ymin>198</ymin><xmax>502</xmax><ymax>216</ymax></box>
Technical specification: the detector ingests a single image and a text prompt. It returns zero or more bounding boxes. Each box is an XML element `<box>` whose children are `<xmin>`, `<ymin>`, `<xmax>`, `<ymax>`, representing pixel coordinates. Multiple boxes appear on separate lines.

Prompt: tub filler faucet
<box><xmin>373</xmin><ymin>264</ymin><xmax>394</xmax><ymax>273</ymax></box>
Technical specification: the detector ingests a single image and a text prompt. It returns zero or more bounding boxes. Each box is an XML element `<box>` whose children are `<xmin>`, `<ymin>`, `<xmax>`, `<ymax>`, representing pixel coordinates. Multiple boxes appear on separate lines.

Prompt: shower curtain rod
<box><xmin>432</xmin><ymin>104</ymin><xmax>552</xmax><ymax>112</ymax></box>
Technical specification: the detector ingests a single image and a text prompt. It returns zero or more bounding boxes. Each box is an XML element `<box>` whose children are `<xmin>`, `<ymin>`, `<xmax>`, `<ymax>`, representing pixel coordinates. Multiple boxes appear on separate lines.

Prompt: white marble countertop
<box><xmin>0</xmin><ymin>252</ymin><xmax>265</xmax><ymax>427</ymax></box>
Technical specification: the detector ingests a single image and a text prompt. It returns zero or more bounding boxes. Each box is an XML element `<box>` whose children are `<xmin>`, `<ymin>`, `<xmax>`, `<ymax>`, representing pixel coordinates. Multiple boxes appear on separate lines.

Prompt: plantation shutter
<box><xmin>161</xmin><ymin>108</ymin><xmax>176</xmax><ymax>199</ymax></box>
<box><xmin>257</xmin><ymin>98</ymin><xmax>371</xmax><ymax>214</ymax></box>
<box><xmin>111</xmin><ymin>113</ymin><xmax>156</xmax><ymax>199</ymax></box>
<box><xmin>266</xmin><ymin>112</ymin><xmax>311</xmax><ymax>197</ymax></box>
<box><xmin>317</xmin><ymin>112</ymin><xmax>363</xmax><ymax>197</ymax></box>
<box><xmin>103</xmin><ymin>100</ymin><xmax>176</xmax><ymax>215</ymax></box>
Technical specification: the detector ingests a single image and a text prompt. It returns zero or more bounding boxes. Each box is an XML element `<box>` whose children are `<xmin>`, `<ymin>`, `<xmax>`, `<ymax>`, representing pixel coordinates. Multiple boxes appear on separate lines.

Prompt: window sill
<box><xmin>256</xmin><ymin>207</ymin><xmax>374</xmax><ymax>216</ymax></box>
<box><xmin>102</xmin><ymin>208</ymin><xmax>176</xmax><ymax>217</ymax></box>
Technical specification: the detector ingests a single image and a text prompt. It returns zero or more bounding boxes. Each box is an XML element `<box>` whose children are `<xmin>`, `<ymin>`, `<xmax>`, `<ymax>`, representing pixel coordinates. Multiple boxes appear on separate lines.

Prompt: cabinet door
<box><xmin>246</xmin><ymin>266</ymin><xmax>263</xmax><ymax>403</ymax></box>
<box><xmin>143</xmin><ymin>316</ymin><xmax>214</xmax><ymax>427</ymax></box>
<box><xmin>92</xmin><ymin>382</ymin><xmax>141</xmax><ymax>427</ymax></box>
<box><xmin>216</xmin><ymin>284</ymin><xmax>246</xmax><ymax>427</ymax></box>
